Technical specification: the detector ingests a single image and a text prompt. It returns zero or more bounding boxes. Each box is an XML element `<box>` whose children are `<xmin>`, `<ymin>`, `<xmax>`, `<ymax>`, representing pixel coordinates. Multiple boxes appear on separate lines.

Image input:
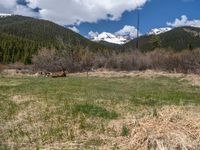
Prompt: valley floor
<box><xmin>0</xmin><ymin>70</ymin><xmax>200</xmax><ymax>149</ymax></box>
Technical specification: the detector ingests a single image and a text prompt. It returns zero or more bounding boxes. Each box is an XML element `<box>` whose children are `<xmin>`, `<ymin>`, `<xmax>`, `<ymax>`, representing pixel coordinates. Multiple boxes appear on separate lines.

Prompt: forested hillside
<box><xmin>124</xmin><ymin>26</ymin><xmax>200</xmax><ymax>52</ymax></box>
<box><xmin>0</xmin><ymin>15</ymin><xmax>112</xmax><ymax>64</ymax></box>
<box><xmin>0</xmin><ymin>33</ymin><xmax>39</xmax><ymax>63</ymax></box>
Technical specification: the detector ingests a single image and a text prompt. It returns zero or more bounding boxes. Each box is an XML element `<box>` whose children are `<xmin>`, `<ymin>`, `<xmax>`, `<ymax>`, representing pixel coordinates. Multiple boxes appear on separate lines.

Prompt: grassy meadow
<box><xmin>0</xmin><ymin>73</ymin><xmax>200</xmax><ymax>149</ymax></box>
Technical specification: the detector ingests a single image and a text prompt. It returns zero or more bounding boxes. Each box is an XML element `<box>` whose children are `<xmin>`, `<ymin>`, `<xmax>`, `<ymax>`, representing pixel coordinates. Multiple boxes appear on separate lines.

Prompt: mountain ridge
<box><xmin>0</xmin><ymin>15</ymin><xmax>116</xmax><ymax>63</ymax></box>
<box><xmin>124</xmin><ymin>26</ymin><xmax>200</xmax><ymax>51</ymax></box>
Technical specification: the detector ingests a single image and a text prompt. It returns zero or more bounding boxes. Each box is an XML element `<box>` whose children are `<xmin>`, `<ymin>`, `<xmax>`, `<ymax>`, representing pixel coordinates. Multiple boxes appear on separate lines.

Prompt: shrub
<box><xmin>32</xmin><ymin>48</ymin><xmax>200</xmax><ymax>74</ymax></box>
<box><xmin>32</xmin><ymin>48</ymin><xmax>75</xmax><ymax>72</ymax></box>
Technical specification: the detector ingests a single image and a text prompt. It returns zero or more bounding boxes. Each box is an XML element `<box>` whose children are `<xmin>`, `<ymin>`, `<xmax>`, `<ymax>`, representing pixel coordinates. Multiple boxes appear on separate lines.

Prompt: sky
<box><xmin>0</xmin><ymin>0</ymin><xmax>199</xmax><ymax>38</ymax></box>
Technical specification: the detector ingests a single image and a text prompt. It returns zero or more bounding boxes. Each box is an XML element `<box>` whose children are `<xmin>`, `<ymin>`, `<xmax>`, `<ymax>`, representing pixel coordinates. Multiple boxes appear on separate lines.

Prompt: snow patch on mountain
<box><xmin>148</xmin><ymin>27</ymin><xmax>172</xmax><ymax>35</ymax></box>
<box><xmin>89</xmin><ymin>31</ymin><xmax>128</xmax><ymax>45</ymax></box>
<box><xmin>88</xmin><ymin>25</ymin><xmax>139</xmax><ymax>45</ymax></box>
<box><xmin>0</xmin><ymin>13</ymin><xmax>12</xmax><ymax>18</ymax></box>
<box><xmin>89</xmin><ymin>26</ymin><xmax>172</xmax><ymax>45</ymax></box>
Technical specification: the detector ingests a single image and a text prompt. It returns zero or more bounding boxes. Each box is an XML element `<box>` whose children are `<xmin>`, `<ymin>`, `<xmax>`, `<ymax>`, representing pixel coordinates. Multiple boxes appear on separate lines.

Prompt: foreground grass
<box><xmin>0</xmin><ymin>74</ymin><xmax>200</xmax><ymax>149</ymax></box>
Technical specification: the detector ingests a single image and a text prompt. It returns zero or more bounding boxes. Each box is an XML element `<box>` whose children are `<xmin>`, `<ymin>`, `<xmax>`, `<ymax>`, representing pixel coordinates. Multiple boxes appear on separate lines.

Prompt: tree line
<box><xmin>32</xmin><ymin>48</ymin><xmax>200</xmax><ymax>74</ymax></box>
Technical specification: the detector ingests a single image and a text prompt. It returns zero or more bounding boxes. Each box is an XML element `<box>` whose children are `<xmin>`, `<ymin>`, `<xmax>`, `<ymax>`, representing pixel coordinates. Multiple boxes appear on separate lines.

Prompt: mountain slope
<box><xmin>0</xmin><ymin>15</ymin><xmax>112</xmax><ymax>63</ymax></box>
<box><xmin>124</xmin><ymin>26</ymin><xmax>200</xmax><ymax>52</ymax></box>
<box><xmin>0</xmin><ymin>15</ymin><xmax>110</xmax><ymax>50</ymax></box>
<box><xmin>0</xmin><ymin>32</ymin><xmax>39</xmax><ymax>63</ymax></box>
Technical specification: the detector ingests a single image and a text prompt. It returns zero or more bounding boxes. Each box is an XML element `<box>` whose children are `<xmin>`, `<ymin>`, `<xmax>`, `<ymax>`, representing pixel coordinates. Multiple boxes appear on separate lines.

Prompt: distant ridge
<box><xmin>124</xmin><ymin>26</ymin><xmax>200</xmax><ymax>51</ymax></box>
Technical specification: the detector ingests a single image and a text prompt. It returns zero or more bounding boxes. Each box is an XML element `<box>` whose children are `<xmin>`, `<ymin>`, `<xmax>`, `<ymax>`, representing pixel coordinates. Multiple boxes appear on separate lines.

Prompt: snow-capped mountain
<box><xmin>89</xmin><ymin>27</ymin><xmax>172</xmax><ymax>45</ymax></box>
<box><xmin>148</xmin><ymin>27</ymin><xmax>172</xmax><ymax>35</ymax></box>
<box><xmin>0</xmin><ymin>13</ymin><xmax>12</xmax><ymax>18</ymax></box>
<box><xmin>90</xmin><ymin>32</ymin><xmax>129</xmax><ymax>45</ymax></box>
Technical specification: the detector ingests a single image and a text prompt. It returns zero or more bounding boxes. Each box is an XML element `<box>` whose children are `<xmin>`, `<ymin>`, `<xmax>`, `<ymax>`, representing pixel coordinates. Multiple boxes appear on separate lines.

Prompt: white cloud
<box><xmin>0</xmin><ymin>0</ymin><xmax>148</xmax><ymax>25</ymax></box>
<box><xmin>115</xmin><ymin>25</ymin><xmax>139</xmax><ymax>39</ymax></box>
<box><xmin>13</xmin><ymin>5</ymin><xmax>39</xmax><ymax>17</ymax></box>
<box><xmin>0</xmin><ymin>0</ymin><xmax>16</xmax><ymax>9</ymax></box>
<box><xmin>0</xmin><ymin>0</ymin><xmax>36</xmax><ymax>16</ymax></box>
<box><xmin>68</xmin><ymin>26</ymin><xmax>79</xmax><ymax>33</ymax></box>
<box><xmin>167</xmin><ymin>15</ymin><xmax>200</xmax><ymax>28</ymax></box>
<box><xmin>0</xmin><ymin>0</ymin><xmax>16</xmax><ymax>13</ymax></box>
<box><xmin>24</xmin><ymin>0</ymin><xmax>148</xmax><ymax>25</ymax></box>
<box><xmin>26</xmin><ymin>0</ymin><xmax>39</xmax><ymax>9</ymax></box>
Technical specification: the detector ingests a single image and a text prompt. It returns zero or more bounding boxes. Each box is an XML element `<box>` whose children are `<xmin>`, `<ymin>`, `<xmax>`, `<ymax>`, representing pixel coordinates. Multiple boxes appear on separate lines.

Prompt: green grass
<box><xmin>71</xmin><ymin>104</ymin><xmax>118</xmax><ymax>119</ymax></box>
<box><xmin>121</xmin><ymin>125</ymin><xmax>130</xmax><ymax>137</ymax></box>
<box><xmin>0</xmin><ymin>76</ymin><xmax>199</xmax><ymax>105</ymax></box>
<box><xmin>0</xmin><ymin>74</ymin><xmax>200</xmax><ymax>149</ymax></box>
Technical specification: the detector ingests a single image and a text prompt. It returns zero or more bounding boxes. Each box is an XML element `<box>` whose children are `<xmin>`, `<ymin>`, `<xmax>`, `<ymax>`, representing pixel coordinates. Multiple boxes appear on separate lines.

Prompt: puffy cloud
<box><xmin>0</xmin><ymin>0</ymin><xmax>148</xmax><ymax>25</ymax></box>
<box><xmin>0</xmin><ymin>0</ymin><xmax>36</xmax><ymax>16</ymax></box>
<box><xmin>24</xmin><ymin>0</ymin><xmax>148</xmax><ymax>25</ymax></box>
<box><xmin>167</xmin><ymin>15</ymin><xmax>200</xmax><ymax>28</ymax></box>
<box><xmin>26</xmin><ymin>0</ymin><xmax>39</xmax><ymax>9</ymax></box>
<box><xmin>13</xmin><ymin>5</ymin><xmax>39</xmax><ymax>17</ymax></box>
<box><xmin>68</xmin><ymin>26</ymin><xmax>79</xmax><ymax>33</ymax></box>
<box><xmin>115</xmin><ymin>25</ymin><xmax>139</xmax><ymax>39</ymax></box>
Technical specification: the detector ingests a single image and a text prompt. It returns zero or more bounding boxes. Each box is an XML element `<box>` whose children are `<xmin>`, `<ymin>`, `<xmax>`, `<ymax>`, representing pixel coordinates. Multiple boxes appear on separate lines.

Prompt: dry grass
<box><xmin>1</xmin><ymin>100</ymin><xmax>200</xmax><ymax>149</ymax></box>
<box><xmin>11</xmin><ymin>95</ymin><xmax>36</xmax><ymax>104</ymax></box>
<box><xmin>69</xmin><ymin>69</ymin><xmax>200</xmax><ymax>87</ymax></box>
<box><xmin>2</xmin><ymin>67</ymin><xmax>200</xmax><ymax>87</ymax></box>
<box><xmin>105</xmin><ymin>105</ymin><xmax>200</xmax><ymax>150</ymax></box>
<box><xmin>1</xmin><ymin>71</ymin><xmax>200</xmax><ymax>149</ymax></box>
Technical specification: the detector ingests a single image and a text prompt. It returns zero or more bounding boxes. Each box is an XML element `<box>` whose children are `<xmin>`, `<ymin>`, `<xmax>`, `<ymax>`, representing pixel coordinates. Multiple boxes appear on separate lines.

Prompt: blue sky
<box><xmin>0</xmin><ymin>0</ymin><xmax>199</xmax><ymax>37</ymax></box>
<box><xmin>78</xmin><ymin>0</ymin><xmax>200</xmax><ymax>36</ymax></box>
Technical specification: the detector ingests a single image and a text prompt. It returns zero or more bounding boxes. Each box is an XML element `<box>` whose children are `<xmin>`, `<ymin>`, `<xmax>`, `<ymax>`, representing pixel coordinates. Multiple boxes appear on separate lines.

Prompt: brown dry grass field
<box><xmin>0</xmin><ymin>70</ymin><xmax>200</xmax><ymax>150</ymax></box>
